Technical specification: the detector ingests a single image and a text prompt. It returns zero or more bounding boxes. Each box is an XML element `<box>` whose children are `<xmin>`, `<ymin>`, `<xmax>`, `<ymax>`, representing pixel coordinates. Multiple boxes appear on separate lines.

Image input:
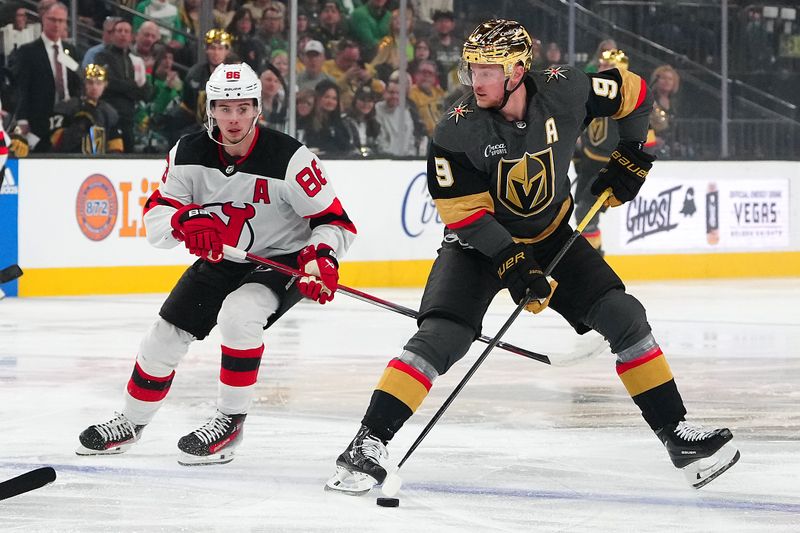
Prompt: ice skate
<box><xmin>325</xmin><ymin>425</ymin><xmax>388</xmax><ymax>495</ymax></box>
<box><xmin>76</xmin><ymin>413</ymin><xmax>145</xmax><ymax>455</ymax></box>
<box><xmin>656</xmin><ymin>421</ymin><xmax>740</xmax><ymax>488</ymax></box>
<box><xmin>177</xmin><ymin>411</ymin><xmax>246</xmax><ymax>466</ymax></box>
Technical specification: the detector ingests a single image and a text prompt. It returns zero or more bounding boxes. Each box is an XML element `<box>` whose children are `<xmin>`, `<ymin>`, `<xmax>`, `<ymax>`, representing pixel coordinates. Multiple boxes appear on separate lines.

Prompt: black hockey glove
<box><xmin>590</xmin><ymin>142</ymin><xmax>656</xmax><ymax>207</ymax></box>
<box><xmin>492</xmin><ymin>243</ymin><xmax>553</xmax><ymax>307</ymax></box>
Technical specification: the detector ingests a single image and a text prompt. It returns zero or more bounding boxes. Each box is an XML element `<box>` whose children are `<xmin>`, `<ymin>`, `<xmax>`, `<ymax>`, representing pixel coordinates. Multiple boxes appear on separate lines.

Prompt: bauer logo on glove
<box><xmin>590</xmin><ymin>142</ymin><xmax>655</xmax><ymax>207</ymax></box>
<box><xmin>492</xmin><ymin>243</ymin><xmax>553</xmax><ymax>312</ymax></box>
<box><xmin>170</xmin><ymin>204</ymin><xmax>225</xmax><ymax>263</ymax></box>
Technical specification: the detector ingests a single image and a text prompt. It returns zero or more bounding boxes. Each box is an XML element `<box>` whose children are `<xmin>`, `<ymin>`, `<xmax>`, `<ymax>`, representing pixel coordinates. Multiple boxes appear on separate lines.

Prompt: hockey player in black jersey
<box><xmin>77</xmin><ymin>63</ymin><xmax>356</xmax><ymax>465</ymax></box>
<box><xmin>327</xmin><ymin>19</ymin><xmax>738</xmax><ymax>494</ymax></box>
<box><xmin>49</xmin><ymin>64</ymin><xmax>124</xmax><ymax>154</ymax></box>
<box><xmin>573</xmin><ymin>49</ymin><xmax>629</xmax><ymax>254</ymax></box>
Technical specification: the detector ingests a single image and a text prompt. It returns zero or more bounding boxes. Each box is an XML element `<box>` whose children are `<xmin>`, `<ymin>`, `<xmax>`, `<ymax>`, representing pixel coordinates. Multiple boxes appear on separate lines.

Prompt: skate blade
<box><xmin>178</xmin><ymin>450</ymin><xmax>236</xmax><ymax>466</ymax></box>
<box><xmin>324</xmin><ymin>466</ymin><xmax>376</xmax><ymax>496</ymax></box>
<box><xmin>75</xmin><ymin>443</ymin><xmax>133</xmax><ymax>456</ymax></box>
<box><xmin>684</xmin><ymin>442</ymin><xmax>740</xmax><ymax>489</ymax></box>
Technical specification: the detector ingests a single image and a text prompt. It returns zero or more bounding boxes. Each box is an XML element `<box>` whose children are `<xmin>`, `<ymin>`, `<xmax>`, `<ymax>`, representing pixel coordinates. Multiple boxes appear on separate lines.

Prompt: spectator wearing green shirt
<box><xmin>349</xmin><ymin>0</ymin><xmax>390</xmax><ymax>60</ymax></box>
<box><xmin>133</xmin><ymin>0</ymin><xmax>186</xmax><ymax>46</ymax></box>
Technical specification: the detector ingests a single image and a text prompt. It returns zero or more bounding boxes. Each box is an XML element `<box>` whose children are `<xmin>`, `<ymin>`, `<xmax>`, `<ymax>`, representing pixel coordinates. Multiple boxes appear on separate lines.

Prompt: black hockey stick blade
<box><xmin>0</xmin><ymin>467</ymin><xmax>57</xmax><ymax>501</ymax></box>
<box><xmin>0</xmin><ymin>264</ymin><xmax>23</xmax><ymax>284</ymax></box>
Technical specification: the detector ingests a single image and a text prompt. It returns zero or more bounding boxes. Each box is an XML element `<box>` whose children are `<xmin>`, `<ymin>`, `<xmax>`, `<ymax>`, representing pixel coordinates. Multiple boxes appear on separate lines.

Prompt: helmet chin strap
<box><xmin>493</xmin><ymin>75</ymin><xmax>526</xmax><ymax>111</ymax></box>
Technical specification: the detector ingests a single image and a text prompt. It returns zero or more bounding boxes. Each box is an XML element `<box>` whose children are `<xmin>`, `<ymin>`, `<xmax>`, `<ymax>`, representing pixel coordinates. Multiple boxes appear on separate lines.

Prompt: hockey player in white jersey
<box><xmin>76</xmin><ymin>63</ymin><xmax>357</xmax><ymax>465</ymax></box>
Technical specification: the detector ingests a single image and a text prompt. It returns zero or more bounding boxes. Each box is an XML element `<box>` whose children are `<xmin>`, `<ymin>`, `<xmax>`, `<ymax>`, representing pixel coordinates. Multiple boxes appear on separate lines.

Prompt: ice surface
<box><xmin>1</xmin><ymin>279</ymin><xmax>799</xmax><ymax>532</ymax></box>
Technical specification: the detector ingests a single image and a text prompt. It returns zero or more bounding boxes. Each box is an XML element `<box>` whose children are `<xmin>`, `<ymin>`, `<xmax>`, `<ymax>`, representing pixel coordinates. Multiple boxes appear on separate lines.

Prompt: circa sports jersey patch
<box><xmin>448</xmin><ymin>103</ymin><xmax>473</xmax><ymax>124</ymax></box>
<box><xmin>484</xmin><ymin>143</ymin><xmax>508</xmax><ymax>157</ymax></box>
<box><xmin>543</xmin><ymin>66</ymin><xmax>569</xmax><ymax>82</ymax></box>
<box><xmin>497</xmin><ymin>148</ymin><xmax>556</xmax><ymax>217</ymax></box>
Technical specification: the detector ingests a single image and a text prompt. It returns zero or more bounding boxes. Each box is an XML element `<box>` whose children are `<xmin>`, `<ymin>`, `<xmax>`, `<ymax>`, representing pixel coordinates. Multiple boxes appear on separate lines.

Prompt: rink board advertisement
<box><xmin>616</xmin><ymin>174</ymin><xmax>790</xmax><ymax>252</ymax></box>
<box><xmin>0</xmin><ymin>159</ymin><xmax>19</xmax><ymax>296</ymax></box>
<box><xmin>16</xmin><ymin>159</ymin><xmax>440</xmax><ymax>266</ymax></box>
<box><xmin>14</xmin><ymin>158</ymin><xmax>443</xmax><ymax>294</ymax></box>
<box><xmin>10</xmin><ymin>158</ymin><xmax>800</xmax><ymax>296</ymax></box>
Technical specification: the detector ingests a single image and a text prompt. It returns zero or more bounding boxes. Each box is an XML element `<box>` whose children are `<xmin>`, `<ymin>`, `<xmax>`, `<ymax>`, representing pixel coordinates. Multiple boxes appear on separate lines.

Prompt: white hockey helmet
<box><xmin>205</xmin><ymin>62</ymin><xmax>262</xmax><ymax>133</ymax></box>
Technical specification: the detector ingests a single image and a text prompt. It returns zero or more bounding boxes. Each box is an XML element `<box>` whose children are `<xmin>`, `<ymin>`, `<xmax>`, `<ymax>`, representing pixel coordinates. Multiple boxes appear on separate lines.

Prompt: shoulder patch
<box><xmin>447</xmin><ymin>103</ymin><xmax>473</xmax><ymax>124</ymax></box>
<box><xmin>542</xmin><ymin>66</ymin><xmax>569</xmax><ymax>83</ymax></box>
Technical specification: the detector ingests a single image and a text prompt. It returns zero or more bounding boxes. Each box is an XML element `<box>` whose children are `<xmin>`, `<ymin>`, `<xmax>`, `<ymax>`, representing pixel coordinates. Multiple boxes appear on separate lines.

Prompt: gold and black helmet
<box><xmin>600</xmin><ymin>49</ymin><xmax>629</xmax><ymax>70</ymax></box>
<box><xmin>84</xmin><ymin>63</ymin><xmax>107</xmax><ymax>81</ymax></box>
<box><xmin>460</xmin><ymin>19</ymin><xmax>534</xmax><ymax>83</ymax></box>
<box><xmin>205</xmin><ymin>28</ymin><xmax>233</xmax><ymax>47</ymax></box>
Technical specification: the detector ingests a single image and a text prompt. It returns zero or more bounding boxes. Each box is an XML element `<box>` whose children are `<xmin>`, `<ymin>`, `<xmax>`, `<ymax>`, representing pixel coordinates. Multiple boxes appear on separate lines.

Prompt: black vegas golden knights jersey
<box><xmin>49</xmin><ymin>97</ymin><xmax>124</xmax><ymax>154</ymax></box>
<box><xmin>580</xmin><ymin>115</ymin><xmax>619</xmax><ymax>164</ymax></box>
<box><xmin>427</xmin><ymin>65</ymin><xmax>652</xmax><ymax>259</ymax></box>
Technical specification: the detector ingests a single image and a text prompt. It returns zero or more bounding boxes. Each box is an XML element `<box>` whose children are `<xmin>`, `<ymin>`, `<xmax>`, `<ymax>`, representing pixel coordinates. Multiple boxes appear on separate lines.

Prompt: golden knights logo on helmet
<box><xmin>497</xmin><ymin>148</ymin><xmax>556</xmax><ymax>216</ymax></box>
<box><xmin>459</xmin><ymin>19</ymin><xmax>534</xmax><ymax>84</ymax></box>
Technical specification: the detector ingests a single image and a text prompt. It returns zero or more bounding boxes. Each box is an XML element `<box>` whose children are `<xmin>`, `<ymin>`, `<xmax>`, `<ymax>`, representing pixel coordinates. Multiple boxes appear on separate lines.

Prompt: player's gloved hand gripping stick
<box><xmin>379</xmin><ymin>188</ymin><xmax>612</xmax><ymax>498</ymax></box>
<box><xmin>222</xmin><ymin>245</ymin><xmax>553</xmax><ymax>365</ymax></box>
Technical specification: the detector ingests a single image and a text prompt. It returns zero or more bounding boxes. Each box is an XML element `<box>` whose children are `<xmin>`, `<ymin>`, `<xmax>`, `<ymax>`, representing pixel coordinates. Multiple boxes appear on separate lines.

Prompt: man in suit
<box><xmin>95</xmin><ymin>19</ymin><xmax>151</xmax><ymax>153</ymax></box>
<box><xmin>9</xmin><ymin>2</ymin><xmax>80</xmax><ymax>152</ymax></box>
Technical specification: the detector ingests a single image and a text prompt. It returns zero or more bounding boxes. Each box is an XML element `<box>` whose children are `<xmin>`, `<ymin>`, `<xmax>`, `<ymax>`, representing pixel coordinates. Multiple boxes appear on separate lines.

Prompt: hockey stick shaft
<box><xmin>222</xmin><ymin>245</ymin><xmax>552</xmax><ymax>364</ymax></box>
<box><xmin>0</xmin><ymin>467</ymin><xmax>56</xmax><ymax>501</ymax></box>
<box><xmin>395</xmin><ymin>189</ymin><xmax>611</xmax><ymax>470</ymax></box>
<box><xmin>0</xmin><ymin>264</ymin><xmax>23</xmax><ymax>284</ymax></box>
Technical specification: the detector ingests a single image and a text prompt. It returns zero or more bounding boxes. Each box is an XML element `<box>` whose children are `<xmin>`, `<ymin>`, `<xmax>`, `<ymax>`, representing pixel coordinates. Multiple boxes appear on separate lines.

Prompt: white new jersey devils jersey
<box><xmin>143</xmin><ymin>126</ymin><xmax>356</xmax><ymax>261</ymax></box>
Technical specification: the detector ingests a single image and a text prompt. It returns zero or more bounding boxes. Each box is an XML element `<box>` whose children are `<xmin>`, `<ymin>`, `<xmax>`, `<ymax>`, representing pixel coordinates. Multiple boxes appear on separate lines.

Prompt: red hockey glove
<box><xmin>296</xmin><ymin>244</ymin><xmax>339</xmax><ymax>304</ymax></box>
<box><xmin>590</xmin><ymin>142</ymin><xmax>656</xmax><ymax>207</ymax></box>
<box><xmin>170</xmin><ymin>204</ymin><xmax>224</xmax><ymax>263</ymax></box>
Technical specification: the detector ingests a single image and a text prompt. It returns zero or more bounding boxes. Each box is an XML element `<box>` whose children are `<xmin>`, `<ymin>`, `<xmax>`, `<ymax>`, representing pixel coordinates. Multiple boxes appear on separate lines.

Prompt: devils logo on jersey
<box><xmin>497</xmin><ymin>148</ymin><xmax>556</xmax><ymax>217</ymax></box>
<box><xmin>204</xmin><ymin>202</ymin><xmax>257</xmax><ymax>250</ymax></box>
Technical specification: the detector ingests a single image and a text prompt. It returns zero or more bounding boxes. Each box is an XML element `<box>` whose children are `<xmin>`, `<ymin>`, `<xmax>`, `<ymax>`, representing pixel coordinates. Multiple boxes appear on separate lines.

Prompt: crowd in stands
<box><xmin>0</xmin><ymin>0</ymin><xmax>686</xmax><ymax>159</ymax></box>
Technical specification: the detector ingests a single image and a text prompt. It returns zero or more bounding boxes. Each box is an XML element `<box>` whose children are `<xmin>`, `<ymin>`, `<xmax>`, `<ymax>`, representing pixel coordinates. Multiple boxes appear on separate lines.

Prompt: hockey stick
<box><xmin>0</xmin><ymin>467</ymin><xmax>57</xmax><ymax>501</ymax></box>
<box><xmin>380</xmin><ymin>189</ymin><xmax>612</xmax><ymax>497</ymax></box>
<box><xmin>0</xmin><ymin>264</ymin><xmax>23</xmax><ymax>284</ymax></box>
<box><xmin>222</xmin><ymin>245</ymin><xmax>552</xmax><ymax>364</ymax></box>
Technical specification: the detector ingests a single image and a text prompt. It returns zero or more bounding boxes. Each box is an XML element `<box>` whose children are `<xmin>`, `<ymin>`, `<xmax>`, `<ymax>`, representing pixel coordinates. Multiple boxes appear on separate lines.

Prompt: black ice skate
<box><xmin>325</xmin><ymin>425</ymin><xmax>388</xmax><ymax>495</ymax></box>
<box><xmin>656</xmin><ymin>421</ymin><xmax>740</xmax><ymax>488</ymax></box>
<box><xmin>177</xmin><ymin>411</ymin><xmax>246</xmax><ymax>466</ymax></box>
<box><xmin>76</xmin><ymin>413</ymin><xmax>145</xmax><ymax>455</ymax></box>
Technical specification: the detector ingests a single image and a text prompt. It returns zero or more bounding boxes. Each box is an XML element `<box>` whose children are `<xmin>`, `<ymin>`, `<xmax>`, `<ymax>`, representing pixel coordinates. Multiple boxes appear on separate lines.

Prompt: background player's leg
<box><xmin>77</xmin><ymin>318</ymin><xmax>194</xmax><ymax>455</ymax></box>
<box><xmin>127</xmin><ymin>318</ymin><xmax>194</xmax><ymax>423</ymax></box>
<box><xmin>177</xmin><ymin>283</ymin><xmax>278</xmax><ymax>465</ymax></box>
<box><xmin>573</xmin><ymin>162</ymin><xmax>606</xmax><ymax>253</ymax></box>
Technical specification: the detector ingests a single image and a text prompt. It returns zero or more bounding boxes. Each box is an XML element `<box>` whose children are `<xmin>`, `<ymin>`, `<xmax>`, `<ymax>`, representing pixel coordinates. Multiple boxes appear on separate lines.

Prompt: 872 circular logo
<box><xmin>75</xmin><ymin>174</ymin><xmax>118</xmax><ymax>241</ymax></box>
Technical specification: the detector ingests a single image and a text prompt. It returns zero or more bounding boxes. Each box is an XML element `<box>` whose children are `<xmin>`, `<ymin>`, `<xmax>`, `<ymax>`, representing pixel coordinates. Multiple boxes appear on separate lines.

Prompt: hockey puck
<box><xmin>376</xmin><ymin>497</ymin><xmax>400</xmax><ymax>507</ymax></box>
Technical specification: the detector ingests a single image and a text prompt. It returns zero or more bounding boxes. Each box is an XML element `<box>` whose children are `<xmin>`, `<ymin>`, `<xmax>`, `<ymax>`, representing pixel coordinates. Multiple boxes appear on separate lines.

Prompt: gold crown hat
<box><xmin>84</xmin><ymin>63</ymin><xmax>108</xmax><ymax>81</ymax></box>
<box><xmin>461</xmin><ymin>19</ymin><xmax>534</xmax><ymax>78</ymax></box>
<box><xmin>600</xmin><ymin>49</ymin><xmax>630</xmax><ymax>70</ymax></box>
<box><xmin>205</xmin><ymin>28</ymin><xmax>234</xmax><ymax>47</ymax></box>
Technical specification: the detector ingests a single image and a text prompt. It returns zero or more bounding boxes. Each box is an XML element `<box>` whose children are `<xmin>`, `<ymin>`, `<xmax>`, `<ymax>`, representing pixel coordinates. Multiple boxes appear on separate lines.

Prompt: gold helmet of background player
<box><xmin>84</xmin><ymin>64</ymin><xmax>107</xmax><ymax>81</ymax></box>
<box><xmin>205</xmin><ymin>28</ymin><xmax>233</xmax><ymax>47</ymax></box>
<box><xmin>600</xmin><ymin>49</ymin><xmax>629</xmax><ymax>70</ymax></box>
<box><xmin>461</xmin><ymin>19</ymin><xmax>534</xmax><ymax>79</ymax></box>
